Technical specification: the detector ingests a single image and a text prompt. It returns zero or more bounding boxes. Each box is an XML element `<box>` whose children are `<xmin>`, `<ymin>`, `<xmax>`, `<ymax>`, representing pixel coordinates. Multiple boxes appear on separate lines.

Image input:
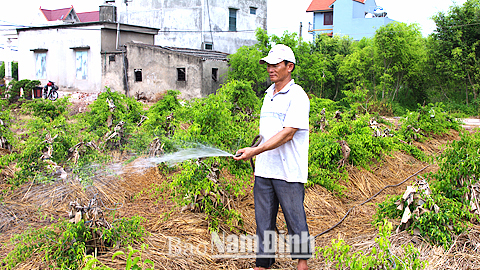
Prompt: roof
<box><xmin>17</xmin><ymin>22</ymin><xmax>159</xmax><ymax>36</ymax></box>
<box><xmin>77</xmin><ymin>11</ymin><xmax>99</xmax><ymax>22</ymax></box>
<box><xmin>164</xmin><ymin>46</ymin><xmax>229</xmax><ymax>61</ymax></box>
<box><xmin>40</xmin><ymin>6</ymin><xmax>74</xmax><ymax>21</ymax></box>
<box><xmin>306</xmin><ymin>0</ymin><xmax>366</xmax><ymax>12</ymax></box>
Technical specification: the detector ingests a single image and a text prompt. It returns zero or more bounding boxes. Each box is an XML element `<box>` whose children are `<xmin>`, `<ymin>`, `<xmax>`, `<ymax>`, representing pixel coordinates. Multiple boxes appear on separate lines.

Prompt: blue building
<box><xmin>307</xmin><ymin>0</ymin><xmax>395</xmax><ymax>40</ymax></box>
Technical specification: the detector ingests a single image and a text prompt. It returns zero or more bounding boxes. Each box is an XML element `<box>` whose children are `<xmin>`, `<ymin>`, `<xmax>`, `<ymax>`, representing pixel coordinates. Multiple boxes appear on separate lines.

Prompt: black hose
<box><xmin>313</xmin><ymin>165</ymin><xmax>430</xmax><ymax>239</ymax></box>
<box><xmin>249</xmin><ymin>135</ymin><xmax>263</xmax><ymax>172</ymax></box>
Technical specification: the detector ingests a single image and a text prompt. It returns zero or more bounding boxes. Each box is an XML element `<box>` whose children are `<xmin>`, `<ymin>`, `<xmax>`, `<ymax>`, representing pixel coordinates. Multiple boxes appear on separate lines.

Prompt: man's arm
<box><xmin>233</xmin><ymin>127</ymin><xmax>298</xmax><ymax>161</ymax></box>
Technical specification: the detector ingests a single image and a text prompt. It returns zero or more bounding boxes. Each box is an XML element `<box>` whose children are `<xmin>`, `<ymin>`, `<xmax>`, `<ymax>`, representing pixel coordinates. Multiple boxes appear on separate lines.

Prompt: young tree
<box><xmin>431</xmin><ymin>0</ymin><xmax>480</xmax><ymax>104</ymax></box>
<box><xmin>374</xmin><ymin>22</ymin><xmax>426</xmax><ymax>102</ymax></box>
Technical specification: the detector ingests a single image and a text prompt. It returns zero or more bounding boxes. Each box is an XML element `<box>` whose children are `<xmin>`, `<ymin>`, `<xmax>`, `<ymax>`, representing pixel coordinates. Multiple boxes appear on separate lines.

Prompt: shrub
<box><xmin>2</xmin><ymin>216</ymin><xmax>147</xmax><ymax>270</ymax></box>
<box><xmin>22</xmin><ymin>97</ymin><xmax>70</xmax><ymax>121</ymax></box>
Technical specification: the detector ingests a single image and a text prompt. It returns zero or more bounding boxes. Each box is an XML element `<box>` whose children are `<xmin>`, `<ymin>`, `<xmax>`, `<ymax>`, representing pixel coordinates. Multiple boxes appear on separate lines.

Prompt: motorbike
<box><xmin>43</xmin><ymin>81</ymin><xmax>59</xmax><ymax>101</ymax></box>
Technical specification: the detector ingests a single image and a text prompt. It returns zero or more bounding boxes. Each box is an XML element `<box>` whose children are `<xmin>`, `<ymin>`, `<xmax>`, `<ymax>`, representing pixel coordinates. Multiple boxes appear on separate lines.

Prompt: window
<box><xmin>109</xmin><ymin>55</ymin><xmax>115</xmax><ymax>62</ymax></box>
<box><xmin>35</xmin><ymin>53</ymin><xmax>46</xmax><ymax>79</ymax></box>
<box><xmin>205</xmin><ymin>43</ymin><xmax>213</xmax><ymax>50</ymax></box>
<box><xmin>212</xmin><ymin>68</ymin><xmax>218</xmax><ymax>81</ymax></box>
<box><xmin>177</xmin><ymin>68</ymin><xmax>186</xmax><ymax>81</ymax></box>
<box><xmin>229</xmin><ymin>8</ymin><xmax>237</xmax><ymax>31</ymax></box>
<box><xmin>76</xmin><ymin>51</ymin><xmax>88</xmax><ymax>80</ymax></box>
<box><xmin>250</xmin><ymin>7</ymin><xmax>257</xmax><ymax>15</ymax></box>
<box><xmin>134</xmin><ymin>69</ymin><xmax>142</xmax><ymax>82</ymax></box>
<box><xmin>324</xmin><ymin>12</ymin><xmax>333</xmax><ymax>25</ymax></box>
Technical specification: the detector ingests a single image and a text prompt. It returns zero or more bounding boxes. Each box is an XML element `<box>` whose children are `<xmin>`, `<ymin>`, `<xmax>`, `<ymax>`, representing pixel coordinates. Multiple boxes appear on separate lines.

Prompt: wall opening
<box><xmin>35</xmin><ymin>52</ymin><xmax>47</xmax><ymax>79</ymax></box>
<box><xmin>250</xmin><ymin>7</ymin><xmax>257</xmax><ymax>15</ymax></box>
<box><xmin>177</xmin><ymin>68</ymin><xmax>186</xmax><ymax>81</ymax></box>
<box><xmin>324</xmin><ymin>12</ymin><xmax>333</xmax><ymax>25</ymax></box>
<box><xmin>134</xmin><ymin>69</ymin><xmax>142</xmax><ymax>82</ymax></box>
<box><xmin>75</xmin><ymin>50</ymin><xmax>88</xmax><ymax>80</ymax></box>
<box><xmin>229</xmin><ymin>8</ymin><xmax>237</xmax><ymax>31</ymax></box>
<box><xmin>212</xmin><ymin>68</ymin><xmax>218</xmax><ymax>81</ymax></box>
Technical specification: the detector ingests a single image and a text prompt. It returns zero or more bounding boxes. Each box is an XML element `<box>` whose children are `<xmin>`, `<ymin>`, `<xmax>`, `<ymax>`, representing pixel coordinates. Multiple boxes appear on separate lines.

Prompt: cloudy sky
<box><xmin>0</xmin><ymin>0</ymin><xmax>468</xmax><ymax>40</ymax></box>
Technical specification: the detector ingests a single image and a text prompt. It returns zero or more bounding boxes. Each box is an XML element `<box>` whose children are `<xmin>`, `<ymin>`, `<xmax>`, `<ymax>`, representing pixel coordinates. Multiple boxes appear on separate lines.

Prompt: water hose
<box><xmin>235</xmin><ymin>134</ymin><xmax>263</xmax><ymax>172</ymax></box>
<box><xmin>313</xmin><ymin>164</ymin><xmax>430</xmax><ymax>239</ymax></box>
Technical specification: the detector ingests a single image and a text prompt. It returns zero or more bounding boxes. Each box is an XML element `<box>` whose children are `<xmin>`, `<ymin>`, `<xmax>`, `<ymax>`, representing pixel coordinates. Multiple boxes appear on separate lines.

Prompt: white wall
<box><xmin>114</xmin><ymin>0</ymin><xmax>267</xmax><ymax>54</ymax></box>
<box><xmin>17</xmin><ymin>25</ymin><xmax>103</xmax><ymax>92</ymax></box>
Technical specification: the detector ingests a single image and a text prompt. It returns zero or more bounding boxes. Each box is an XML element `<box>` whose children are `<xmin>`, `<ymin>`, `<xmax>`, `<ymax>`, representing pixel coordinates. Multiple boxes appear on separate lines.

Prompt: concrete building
<box><xmin>17</xmin><ymin>20</ymin><xmax>158</xmax><ymax>94</ymax></box>
<box><xmin>115</xmin><ymin>43</ymin><xmax>229</xmax><ymax>99</ymax></box>
<box><xmin>307</xmin><ymin>0</ymin><xmax>394</xmax><ymax>40</ymax></box>
<box><xmin>16</xmin><ymin>6</ymin><xmax>228</xmax><ymax>99</ymax></box>
<box><xmin>113</xmin><ymin>0</ymin><xmax>267</xmax><ymax>54</ymax></box>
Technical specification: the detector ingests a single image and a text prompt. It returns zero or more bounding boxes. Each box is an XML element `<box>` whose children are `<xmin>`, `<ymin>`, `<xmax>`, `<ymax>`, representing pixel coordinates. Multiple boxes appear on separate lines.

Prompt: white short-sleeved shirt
<box><xmin>255</xmin><ymin>79</ymin><xmax>310</xmax><ymax>183</ymax></box>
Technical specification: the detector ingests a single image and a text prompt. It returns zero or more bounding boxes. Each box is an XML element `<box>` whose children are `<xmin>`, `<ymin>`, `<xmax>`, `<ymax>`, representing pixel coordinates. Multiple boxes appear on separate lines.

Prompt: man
<box><xmin>234</xmin><ymin>44</ymin><xmax>311</xmax><ymax>270</ymax></box>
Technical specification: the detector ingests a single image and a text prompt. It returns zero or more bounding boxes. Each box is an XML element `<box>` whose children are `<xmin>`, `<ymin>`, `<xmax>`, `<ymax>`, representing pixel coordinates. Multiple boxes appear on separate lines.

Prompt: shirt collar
<box><xmin>266</xmin><ymin>79</ymin><xmax>295</xmax><ymax>96</ymax></box>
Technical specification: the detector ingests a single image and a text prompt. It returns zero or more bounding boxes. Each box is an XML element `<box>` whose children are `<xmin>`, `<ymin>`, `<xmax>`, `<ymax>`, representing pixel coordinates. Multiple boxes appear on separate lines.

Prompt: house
<box><xmin>113</xmin><ymin>0</ymin><xmax>267</xmax><ymax>54</ymax></box>
<box><xmin>17</xmin><ymin>5</ymin><xmax>228</xmax><ymax>99</ymax></box>
<box><xmin>39</xmin><ymin>6</ymin><xmax>100</xmax><ymax>23</ymax></box>
<box><xmin>307</xmin><ymin>0</ymin><xmax>395</xmax><ymax>40</ymax></box>
<box><xmin>112</xmin><ymin>43</ymin><xmax>229</xmax><ymax>99</ymax></box>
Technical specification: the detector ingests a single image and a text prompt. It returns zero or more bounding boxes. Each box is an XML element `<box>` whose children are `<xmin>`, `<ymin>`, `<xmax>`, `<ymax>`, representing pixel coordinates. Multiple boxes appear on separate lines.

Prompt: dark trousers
<box><xmin>254</xmin><ymin>176</ymin><xmax>312</xmax><ymax>268</ymax></box>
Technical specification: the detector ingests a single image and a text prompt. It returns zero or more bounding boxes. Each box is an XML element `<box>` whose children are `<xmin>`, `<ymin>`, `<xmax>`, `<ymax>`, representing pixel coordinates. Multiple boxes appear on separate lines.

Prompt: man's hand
<box><xmin>233</xmin><ymin>127</ymin><xmax>298</xmax><ymax>161</ymax></box>
<box><xmin>233</xmin><ymin>147</ymin><xmax>257</xmax><ymax>161</ymax></box>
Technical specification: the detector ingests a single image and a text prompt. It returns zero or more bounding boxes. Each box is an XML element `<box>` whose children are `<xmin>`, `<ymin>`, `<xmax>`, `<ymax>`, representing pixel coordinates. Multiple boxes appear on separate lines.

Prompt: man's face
<box><xmin>267</xmin><ymin>61</ymin><xmax>293</xmax><ymax>83</ymax></box>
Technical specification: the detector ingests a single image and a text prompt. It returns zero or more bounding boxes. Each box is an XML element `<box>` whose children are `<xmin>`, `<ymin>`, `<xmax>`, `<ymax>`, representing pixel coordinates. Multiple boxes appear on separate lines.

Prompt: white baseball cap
<box><xmin>259</xmin><ymin>44</ymin><xmax>296</xmax><ymax>65</ymax></box>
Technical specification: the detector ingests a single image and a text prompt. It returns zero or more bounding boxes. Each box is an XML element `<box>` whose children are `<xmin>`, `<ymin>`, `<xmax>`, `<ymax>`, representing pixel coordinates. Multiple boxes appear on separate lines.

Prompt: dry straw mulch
<box><xmin>1</xmin><ymin>130</ymin><xmax>479</xmax><ymax>269</ymax></box>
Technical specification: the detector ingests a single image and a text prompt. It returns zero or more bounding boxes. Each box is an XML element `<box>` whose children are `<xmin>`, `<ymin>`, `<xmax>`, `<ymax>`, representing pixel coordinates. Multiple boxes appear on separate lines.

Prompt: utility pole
<box><xmin>5</xmin><ymin>38</ymin><xmax>13</xmax><ymax>85</ymax></box>
<box><xmin>299</xmin><ymin>22</ymin><xmax>302</xmax><ymax>44</ymax></box>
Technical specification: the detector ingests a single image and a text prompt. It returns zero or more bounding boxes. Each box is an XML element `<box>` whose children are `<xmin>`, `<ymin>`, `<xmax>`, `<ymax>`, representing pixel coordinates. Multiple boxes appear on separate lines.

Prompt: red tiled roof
<box><xmin>40</xmin><ymin>6</ymin><xmax>74</xmax><ymax>21</ymax></box>
<box><xmin>78</xmin><ymin>11</ymin><xmax>99</xmax><ymax>22</ymax></box>
<box><xmin>306</xmin><ymin>0</ymin><xmax>366</xmax><ymax>12</ymax></box>
<box><xmin>306</xmin><ymin>0</ymin><xmax>335</xmax><ymax>12</ymax></box>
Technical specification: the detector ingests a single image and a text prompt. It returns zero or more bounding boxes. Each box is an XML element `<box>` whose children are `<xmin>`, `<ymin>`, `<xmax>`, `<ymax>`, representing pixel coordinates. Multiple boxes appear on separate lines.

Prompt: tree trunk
<box><xmin>466</xmin><ymin>69</ymin><xmax>477</xmax><ymax>100</ymax></box>
<box><xmin>466</xmin><ymin>81</ymin><xmax>469</xmax><ymax>105</ymax></box>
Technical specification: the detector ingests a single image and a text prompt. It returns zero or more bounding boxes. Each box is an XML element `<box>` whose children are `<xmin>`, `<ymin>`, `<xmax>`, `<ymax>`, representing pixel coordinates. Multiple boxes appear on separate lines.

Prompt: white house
<box><xmin>16</xmin><ymin>5</ymin><xmax>229</xmax><ymax>99</ymax></box>
<box><xmin>17</xmin><ymin>19</ymin><xmax>158</xmax><ymax>93</ymax></box>
<box><xmin>113</xmin><ymin>0</ymin><xmax>267</xmax><ymax>54</ymax></box>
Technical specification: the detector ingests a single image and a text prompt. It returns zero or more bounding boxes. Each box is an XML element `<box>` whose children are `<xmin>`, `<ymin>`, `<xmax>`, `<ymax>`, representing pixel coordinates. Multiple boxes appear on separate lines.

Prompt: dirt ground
<box><xmin>1</xmin><ymin>95</ymin><xmax>479</xmax><ymax>269</ymax></box>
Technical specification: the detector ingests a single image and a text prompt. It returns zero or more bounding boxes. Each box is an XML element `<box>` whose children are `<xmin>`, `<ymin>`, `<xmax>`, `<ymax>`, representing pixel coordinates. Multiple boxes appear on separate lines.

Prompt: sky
<box><xmin>0</xmin><ymin>0</ymin><xmax>469</xmax><ymax>50</ymax></box>
<box><xmin>268</xmin><ymin>0</ymin><xmax>468</xmax><ymax>41</ymax></box>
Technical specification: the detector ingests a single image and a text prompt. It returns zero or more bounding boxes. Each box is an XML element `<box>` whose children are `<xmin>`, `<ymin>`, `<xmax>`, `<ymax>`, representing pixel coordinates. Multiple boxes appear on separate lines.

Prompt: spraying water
<box><xmin>129</xmin><ymin>145</ymin><xmax>234</xmax><ymax>169</ymax></box>
<box><xmin>59</xmin><ymin>145</ymin><xmax>235</xmax><ymax>182</ymax></box>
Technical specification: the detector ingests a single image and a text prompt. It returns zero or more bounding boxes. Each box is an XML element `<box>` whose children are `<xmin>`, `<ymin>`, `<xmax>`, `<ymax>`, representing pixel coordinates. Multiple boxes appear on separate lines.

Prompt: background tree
<box><xmin>430</xmin><ymin>0</ymin><xmax>480</xmax><ymax>106</ymax></box>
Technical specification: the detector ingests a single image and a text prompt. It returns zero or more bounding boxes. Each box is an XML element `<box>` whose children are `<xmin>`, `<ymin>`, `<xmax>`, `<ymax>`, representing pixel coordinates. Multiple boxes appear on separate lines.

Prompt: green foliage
<box><xmin>373</xmin><ymin>195</ymin><xmax>403</xmax><ymax>223</ymax></box>
<box><xmin>0</xmin><ymin>106</ymin><xmax>105</xmax><ymax>185</ymax></box>
<box><xmin>397</xmin><ymin>103</ymin><xmax>461</xmax><ymax>143</ymax></box>
<box><xmin>174</xmin><ymin>81</ymin><xmax>259</xmax><ymax>153</ymax></box>
<box><xmin>317</xmin><ymin>220</ymin><xmax>426</xmax><ymax>270</ymax></box>
<box><xmin>430</xmin><ymin>0</ymin><xmax>480</xmax><ymax>107</ymax></box>
<box><xmin>22</xmin><ymin>96</ymin><xmax>70</xmax><ymax>121</ymax></box>
<box><xmin>162</xmin><ymin>81</ymin><xmax>260</xmax><ymax>231</ymax></box>
<box><xmin>307</xmin><ymin>131</ymin><xmax>345</xmax><ymax>194</ymax></box>
<box><xmin>6</xmin><ymin>79</ymin><xmax>40</xmax><ymax>103</ymax></box>
<box><xmin>432</xmin><ymin>131</ymin><xmax>480</xmax><ymax>201</ymax></box>
<box><xmin>412</xmin><ymin>194</ymin><xmax>473</xmax><ymax>247</ymax></box>
<box><xmin>3</xmin><ymin>216</ymin><xmax>147</xmax><ymax>269</ymax></box>
<box><xmin>81</xmin><ymin>87</ymin><xmax>144</xmax><ymax>140</ymax></box>
<box><xmin>142</xmin><ymin>90</ymin><xmax>180</xmax><ymax>137</ymax></box>
<box><xmin>112</xmin><ymin>244</ymin><xmax>154</xmax><ymax>270</ymax></box>
<box><xmin>375</xmin><ymin>132</ymin><xmax>480</xmax><ymax>248</ymax></box>
<box><xmin>0</xmin><ymin>61</ymin><xmax>18</xmax><ymax>81</ymax></box>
